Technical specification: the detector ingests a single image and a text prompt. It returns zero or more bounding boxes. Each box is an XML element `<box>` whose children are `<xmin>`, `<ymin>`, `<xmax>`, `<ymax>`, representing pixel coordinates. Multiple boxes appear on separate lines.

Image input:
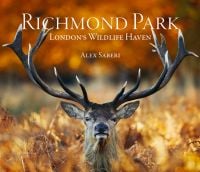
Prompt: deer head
<box><xmin>3</xmin><ymin>22</ymin><xmax>198</xmax><ymax>172</ymax></box>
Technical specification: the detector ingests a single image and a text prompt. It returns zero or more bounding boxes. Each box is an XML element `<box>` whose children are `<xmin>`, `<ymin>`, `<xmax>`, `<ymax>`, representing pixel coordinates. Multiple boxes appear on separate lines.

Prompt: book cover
<box><xmin>0</xmin><ymin>1</ymin><xmax>199</xmax><ymax>171</ymax></box>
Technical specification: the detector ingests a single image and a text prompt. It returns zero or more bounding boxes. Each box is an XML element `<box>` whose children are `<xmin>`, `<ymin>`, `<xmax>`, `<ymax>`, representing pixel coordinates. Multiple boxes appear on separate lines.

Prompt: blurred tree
<box><xmin>0</xmin><ymin>0</ymin><xmax>199</xmax><ymax>79</ymax></box>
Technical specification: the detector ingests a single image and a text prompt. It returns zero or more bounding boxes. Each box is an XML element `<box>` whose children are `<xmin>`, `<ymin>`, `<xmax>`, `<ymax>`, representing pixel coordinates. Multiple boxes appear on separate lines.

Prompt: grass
<box><xmin>0</xmin><ymin>78</ymin><xmax>199</xmax><ymax>171</ymax></box>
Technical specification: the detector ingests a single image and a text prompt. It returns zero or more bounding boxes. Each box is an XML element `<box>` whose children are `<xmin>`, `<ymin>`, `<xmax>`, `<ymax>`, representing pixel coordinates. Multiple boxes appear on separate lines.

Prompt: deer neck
<box><xmin>84</xmin><ymin>129</ymin><xmax>118</xmax><ymax>172</ymax></box>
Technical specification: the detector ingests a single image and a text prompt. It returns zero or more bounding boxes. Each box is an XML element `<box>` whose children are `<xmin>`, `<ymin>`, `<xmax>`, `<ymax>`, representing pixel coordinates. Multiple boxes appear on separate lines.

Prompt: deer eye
<box><xmin>111</xmin><ymin>118</ymin><xmax>117</xmax><ymax>122</ymax></box>
<box><xmin>85</xmin><ymin>116</ymin><xmax>91</xmax><ymax>121</ymax></box>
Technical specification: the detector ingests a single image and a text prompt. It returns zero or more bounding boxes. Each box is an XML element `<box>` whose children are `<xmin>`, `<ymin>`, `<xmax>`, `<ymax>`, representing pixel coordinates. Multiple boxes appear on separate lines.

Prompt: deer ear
<box><xmin>116</xmin><ymin>101</ymin><xmax>139</xmax><ymax>119</ymax></box>
<box><xmin>60</xmin><ymin>101</ymin><xmax>85</xmax><ymax>120</ymax></box>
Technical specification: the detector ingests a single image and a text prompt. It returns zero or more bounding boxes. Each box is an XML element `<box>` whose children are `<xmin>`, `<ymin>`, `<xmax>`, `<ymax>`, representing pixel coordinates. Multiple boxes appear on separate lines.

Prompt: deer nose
<box><xmin>95</xmin><ymin>122</ymin><xmax>109</xmax><ymax>133</ymax></box>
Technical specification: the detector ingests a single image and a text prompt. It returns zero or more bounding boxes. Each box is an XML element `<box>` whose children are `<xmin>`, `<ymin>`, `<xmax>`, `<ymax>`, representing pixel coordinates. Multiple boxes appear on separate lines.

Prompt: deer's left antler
<box><xmin>111</xmin><ymin>29</ymin><xmax>199</xmax><ymax>108</ymax></box>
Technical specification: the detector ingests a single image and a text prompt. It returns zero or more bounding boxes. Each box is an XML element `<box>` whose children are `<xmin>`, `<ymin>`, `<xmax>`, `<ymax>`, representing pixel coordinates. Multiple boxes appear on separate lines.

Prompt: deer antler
<box><xmin>112</xmin><ymin>29</ymin><xmax>199</xmax><ymax>108</ymax></box>
<box><xmin>3</xmin><ymin>23</ymin><xmax>198</xmax><ymax>110</ymax></box>
<box><xmin>3</xmin><ymin>21</ymin><xmax>91</xmax><ymax>109</ymax></box>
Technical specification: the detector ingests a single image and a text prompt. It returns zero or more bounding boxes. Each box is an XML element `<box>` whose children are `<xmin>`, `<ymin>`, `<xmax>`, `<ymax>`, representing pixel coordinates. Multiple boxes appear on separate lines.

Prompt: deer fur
<box><xmin>84</xmin><ymin>126</ymin><xmax>118</xmax><ymax>172</ymax></box>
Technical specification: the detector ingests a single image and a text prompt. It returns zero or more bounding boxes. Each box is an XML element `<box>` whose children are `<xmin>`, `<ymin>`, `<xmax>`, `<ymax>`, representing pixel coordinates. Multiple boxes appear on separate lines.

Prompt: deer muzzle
<box><xmin>94</xmin><ymin>122</ymin><xmax>109</xmax><ymax>140</ymax></box>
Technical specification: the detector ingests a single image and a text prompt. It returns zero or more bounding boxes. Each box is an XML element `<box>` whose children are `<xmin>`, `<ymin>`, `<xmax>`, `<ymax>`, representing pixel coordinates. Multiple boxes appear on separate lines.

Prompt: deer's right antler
<box><xmin>3</xmin><ymin>22</ymin><xmax>91</xmax><ymax>109</ymax></box>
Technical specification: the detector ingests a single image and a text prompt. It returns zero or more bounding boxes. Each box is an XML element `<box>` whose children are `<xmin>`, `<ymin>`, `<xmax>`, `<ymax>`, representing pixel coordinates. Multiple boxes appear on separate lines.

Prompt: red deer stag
<box><xmin>3</xmin><ymin>22</ymin><xmax>198</xmax><ymax>172</ymax></box>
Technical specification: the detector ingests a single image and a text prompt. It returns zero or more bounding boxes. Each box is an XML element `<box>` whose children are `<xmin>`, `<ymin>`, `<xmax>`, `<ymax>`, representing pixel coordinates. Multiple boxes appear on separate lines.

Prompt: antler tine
<box><xmin>111</xmin><ymin>29</ymin><xmax>198</xmax><ymax>108</ymax></box>
<box><xmin>30</xmin><ymin>20</ymin><xmax>52</xmax><ymax>55</ymax></box>
<box><xmin>112</xmin><ymin>68</ymin><xmax>141</xmax><ymax>107</ymax></box>
<box><xmin>76</xmin><ymin>75</ymin><xmax>90</xmax><ymax>105</ymax></box>
<box><xmin>112</xmin><ymin>81</ymin><xmax>127</xmax><ymax>105</ymax></box>
<box><xmin>176</xmin><ymin>29</ymin><xmax>199</xmax><ymax>59</ymax></box>
<box><xmin>150</xmin><ymin>29</ymin><xmax>172</xmax><ymax>66</ymax></box>
<box><xmin>53</xmin><ymin>68</ymin><xmax>90</xmax><ymax>107</ymax></box>
<box><xmin>53</xmin><ymin>67</ymin><xmax>81</xmax><ymax>98</ymax></box>
<box><xmin>2</xmin><ymin>24</ymin><xmax>37</xmax><ymax>84</ymax></box>
<box><xmin>123</xmin><ymin>68</ymin><xmax>141</xmax><ymax>98</ymax></box>
<box><xmin>3</xmin><ymin>24</ymin><xmax>23</xmax><ymax>53</ymax></box>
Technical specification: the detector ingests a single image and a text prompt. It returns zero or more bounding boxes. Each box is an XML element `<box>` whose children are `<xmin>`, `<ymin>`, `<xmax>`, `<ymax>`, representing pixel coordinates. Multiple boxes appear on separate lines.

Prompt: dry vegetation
<box><xmin>0</xmin><ymin>82</ymin><xmax>199</xmax><ymax>172</ymax></box>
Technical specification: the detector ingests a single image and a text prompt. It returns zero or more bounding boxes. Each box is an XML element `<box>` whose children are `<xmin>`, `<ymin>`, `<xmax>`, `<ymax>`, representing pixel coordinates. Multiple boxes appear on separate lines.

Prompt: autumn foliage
<box><xmin>0</xmin><ymin>0</ymin><xmax>199</xmax><ymax>77</ymax></box>
<box><xmin>0</xmin><ymin>81</ymin><xmax>200</xmax><ymax>172</ymax></box>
